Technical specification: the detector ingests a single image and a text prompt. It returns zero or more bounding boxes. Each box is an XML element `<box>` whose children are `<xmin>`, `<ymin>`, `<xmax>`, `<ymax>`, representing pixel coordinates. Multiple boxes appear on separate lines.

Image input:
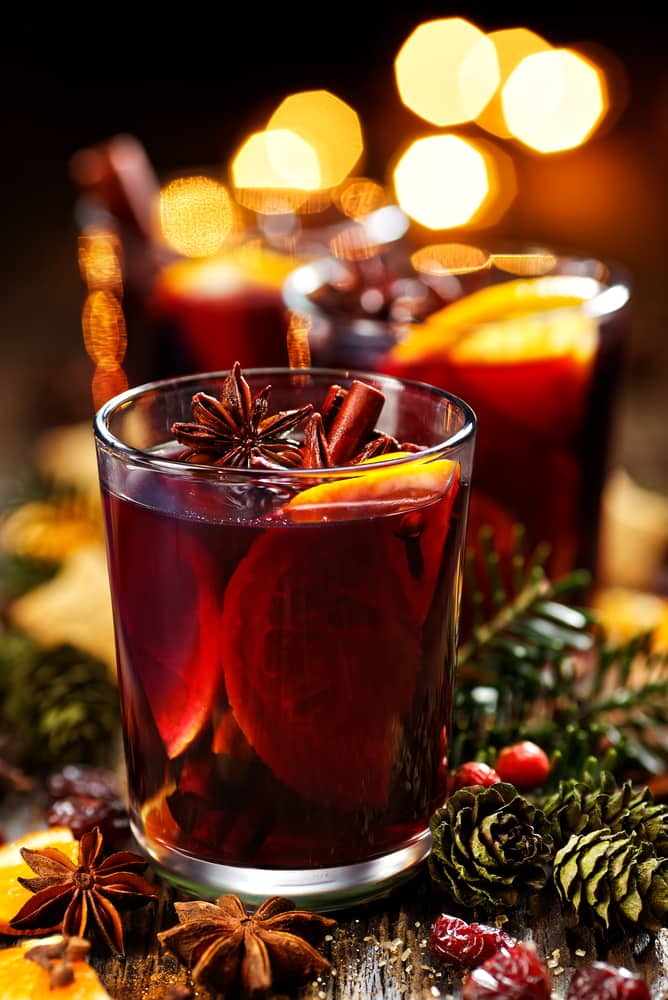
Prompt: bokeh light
<box><xmin>503</xmin><ymin>48</ymin><xmax>607</xmax><ymax>152</ymax></box>
<box><xmin>491</xmin><ymin>252</ymin><xmax>559</xmax><ymax>275</ymax></box>
<box><xmin>335</xmin><ymin>178</ymin><xmax>388</xmax><ymax>219</ymax></box>
<box><xmin>393</xmin><ymin>135</ymin><xmax>490</xmax><ymax>229</ymax></box>
<box><xmin>476</xmin><ymin>28</ymin><xmax>551</xmax><ymax>137</ymax></box>
<box><xmin>231</xmin><ymin>129</ymin><xmax>333</xmax><ymax>215</ymax></box>
<box><xmin>395</xmin><ymin>18</ymin><xmax>500</xmax><ymax>126</ymax></box>
<box><xmin>411</xmin><ymin>243</ymin><xmax>490</xmax><ymax>275</ymax></box>
<box><xmin>82</xmin><ymin>291</ymin><xmax>127</xmax><ymax>369</ymax></box>
<box><xmin>159</xmin><ymin>176</ymin><xmax>233</xmax><ymax>257</ymax></box>
<box><xmin>78</xmin><ymin>229</ymin><xmax>123</xmax><ymax>294</ymax></box>
<box><xmin>268</xmin><ymin>90</ymin><xmax>363</xmax><ymax>189</ymax></box>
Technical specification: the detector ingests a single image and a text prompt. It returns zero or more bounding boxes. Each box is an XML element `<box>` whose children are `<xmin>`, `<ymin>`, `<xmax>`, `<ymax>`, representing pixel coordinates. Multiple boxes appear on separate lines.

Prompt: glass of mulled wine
<box><xmin>94</xmin><ymin>366</ymin><xmax>476</xmax><ymax>909</ymax></box>
<box><xmin>284</xmin><ymin>246</ymin><xmax>631</xmax><ymax>580</ymax></box>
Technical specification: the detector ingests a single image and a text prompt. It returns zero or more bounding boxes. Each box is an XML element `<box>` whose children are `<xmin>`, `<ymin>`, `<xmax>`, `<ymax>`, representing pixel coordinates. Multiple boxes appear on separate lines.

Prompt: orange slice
<box><xmin>114</xmin><ymin>502</ymin><xmax>221</xmax><ymax>759</ymax></box>
<box><xmin>390</xmin><ymin>275</ymin><xmax>600</xmax><ymax>365</ymax></box>
<box><xmin>0</xmin><ymin>935</ymin><xmax>111</xmax><ymax>999</ymax></box>
<box><xmin>285</xmin><ymin>456</ymin><xmax>458</xmax><ymax>521</ymax></box>
<box><xmin>384</xmin><ymin>275</ymin><xmax>600</xmax><ymax>441</ymax></box>
<box><xmin>220</xmin><ymin>458</ymin><xmax>460</xmax><ymax>811</ymax></box>
<box><xmin>0</xmin><ymin>828</ymin><xmax>78</xmax><ymax>935</ymax></box>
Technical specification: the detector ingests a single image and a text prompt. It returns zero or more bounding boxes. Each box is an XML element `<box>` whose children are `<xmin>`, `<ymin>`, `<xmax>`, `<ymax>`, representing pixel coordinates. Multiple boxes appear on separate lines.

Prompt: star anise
<box><xmin>9</xmin><ymin>826</ymin><xmax>159</xmax><ymax>955</ymax></box>
<box><xmin>158</xmin><ymin>893</ymin><xmax>337</xmax><ymax>998</ymax></box>
<box><xmin>172</xmin><ymin>362</ymin><xmax>312</xmax><ymax>469</ymax></box>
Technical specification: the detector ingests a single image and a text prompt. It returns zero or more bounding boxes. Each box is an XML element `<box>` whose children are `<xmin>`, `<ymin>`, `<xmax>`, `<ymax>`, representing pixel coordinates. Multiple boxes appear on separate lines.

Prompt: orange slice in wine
<box><xmin>384</xmin><ymin>275</ymin><xmax>600</xmax><ymax>440</ymax></box>
<box><xmin>219</xmin><ymin>458</ymin><xmax>460</xmax><ymax>811</ymax></box>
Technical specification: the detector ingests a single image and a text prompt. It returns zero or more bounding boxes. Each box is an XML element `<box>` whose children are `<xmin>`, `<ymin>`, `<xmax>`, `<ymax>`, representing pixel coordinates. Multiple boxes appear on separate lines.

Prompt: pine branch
<box><xmin>454</xmin><ymin>526</ymin><xmax>668</xmax><ymax>784</ymax></box>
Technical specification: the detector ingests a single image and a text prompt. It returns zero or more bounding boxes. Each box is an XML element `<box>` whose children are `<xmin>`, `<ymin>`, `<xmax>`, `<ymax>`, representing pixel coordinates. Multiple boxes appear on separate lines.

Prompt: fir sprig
<box><xmin>453</xmin><ymin>527</ymin><xmax>668</xmax><ymax>785</ymax></box>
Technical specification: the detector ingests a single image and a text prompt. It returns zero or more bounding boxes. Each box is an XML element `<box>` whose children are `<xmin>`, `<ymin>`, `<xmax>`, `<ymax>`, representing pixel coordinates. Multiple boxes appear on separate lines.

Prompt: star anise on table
<box><xmin>172</xmin><ymin>361</ymin><xmax>312</xmax><ymax>469</ymax></box>
<box><xmin>158</xmin><ymin>893</ymin><xmax>337</xmax><ymax>998</ymax></box>
<box><xmin>9</xmin><ymin>826</ymin><xmax>159</xmax><ymax>955</ymax></box>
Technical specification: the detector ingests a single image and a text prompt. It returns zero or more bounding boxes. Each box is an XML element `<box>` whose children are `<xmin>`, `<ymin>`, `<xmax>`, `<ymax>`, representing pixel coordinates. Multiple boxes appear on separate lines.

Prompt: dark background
<box><xmin>1</xmin><ymin>7</ymin><xmax>666</xmax><ymax>497</ymax></box>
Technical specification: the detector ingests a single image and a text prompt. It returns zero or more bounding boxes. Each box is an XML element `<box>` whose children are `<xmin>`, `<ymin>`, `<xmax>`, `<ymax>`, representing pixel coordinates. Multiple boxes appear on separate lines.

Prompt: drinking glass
<box><xmin>284</xmin><ymin>246</ymin><xmax>630</xmax><ymax>579</ymax></box>
<box><xmin>94</xmin><ymin>367</ymin><xmax>476</xmax><ymax>909</ymax></box>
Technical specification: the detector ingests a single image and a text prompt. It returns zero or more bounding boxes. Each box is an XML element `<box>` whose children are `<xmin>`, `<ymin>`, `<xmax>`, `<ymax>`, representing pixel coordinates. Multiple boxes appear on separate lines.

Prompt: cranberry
<box><xmin>430</xmin><ymin>914</ymin><xmax>514</xmax><ymax>967</ymax></box>
<box><xmin>452</xmin><ymin>761</ymin><xmax>501</xmax><ymax>791</ymax></box>
<box><xmin>567</xmin><ymin>963</ymin><xmax>651</xmax><ymax>1000</ymax></box>
<box><xmin>46</xmin><ymin>795</ymin><xmax>130</xmax><ymax>850</ymax></box>
<box><xmin>462</xmin><ymin>943</ymin><xmax>551</xmax><ymax>999</ymax></box>
<box><xmin>495</xmin><ymin>741</ymin><xmax>551</xmax><ymax>791</ymax></box>
<box><xmin>46</xmin><ymin>764</ymin><xmax>121</xmax><ymax>802</ymax></box>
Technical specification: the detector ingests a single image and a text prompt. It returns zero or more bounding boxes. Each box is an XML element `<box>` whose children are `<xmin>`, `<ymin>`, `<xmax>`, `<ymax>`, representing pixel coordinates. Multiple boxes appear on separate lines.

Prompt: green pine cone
<box><xmin>553</xmin><ymin>827</ymin><xmax>668</xmax><ymax>933</ymax></box>
<box><xmin>4</xmin><ymin>642</ymin><xmax>119</xmax><ymax>768</ymax></box>
<box><xmin>543</xmin><ymin>770</ymin><xmax>668</xmax><ymax>854</ymax></box>
<box><xmin>429</xmin><ymin>782</ymin><xmax>553</xmax><ymax>916</ymax></box>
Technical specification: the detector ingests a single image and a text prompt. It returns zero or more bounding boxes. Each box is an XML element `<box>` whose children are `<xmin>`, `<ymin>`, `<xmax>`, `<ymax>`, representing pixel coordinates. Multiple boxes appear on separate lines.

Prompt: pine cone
<box><xmin>553</xmin><ymin>827</ymin><xmax>668</xmax><ymax>933</ymax></box>
<box><xmin>543</xmin><ymin>770</ymin><xmax>668</xmax><ymax>853</ymax></box>
<box><xmin>3</xmin><ymin>642</ymin><xmax>119</xmax><ymax>768</ymax></box>
<box><xmin>429</xmin><ymin>782</ymin><xmax>553</xmax><ymax>916</ymax></box>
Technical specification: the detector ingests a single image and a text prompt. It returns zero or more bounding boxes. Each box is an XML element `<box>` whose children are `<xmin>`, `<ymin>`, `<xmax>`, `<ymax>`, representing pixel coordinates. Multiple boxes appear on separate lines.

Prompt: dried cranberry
<box><xmin>46</xmin><ymin>795</ymin><xmax>130</xmax><ymax>850</ymax></box>
<box><xmin>46</xmin><ymin>764</ymin><xmax>121</xmax><ymax>802</ymax></box>
<box><xmin>452</xmin><ymin>761</ymin><xmax>501</xmax><ymax>791</ymax></box>
<box><xmin>462</xmin><ymin>943</ymin><xmax>551</xmax><ymax>999</ymax></box>
<box><xmin>567</xmin><ymin>963</ymin><xmax>651</xmax><ymax>1000</ymax></box>
<box><xmin>430</xmin><ymin>914</ymin><xmax>514</xmax><ymax>967</ymax></box>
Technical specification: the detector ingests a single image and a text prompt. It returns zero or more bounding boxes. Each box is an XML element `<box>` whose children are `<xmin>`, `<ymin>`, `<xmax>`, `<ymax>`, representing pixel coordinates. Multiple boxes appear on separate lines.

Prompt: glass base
<box><xmin>132</xmin><ymin>820</ymin><xmax>432</xmax><ymax>911</ymax></box>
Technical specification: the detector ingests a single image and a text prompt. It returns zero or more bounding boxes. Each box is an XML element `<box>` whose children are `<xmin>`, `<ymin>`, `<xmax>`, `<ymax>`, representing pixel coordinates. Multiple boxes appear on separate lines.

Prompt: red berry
<box><xmin>495</xmin><ymin>741</ymin><xmax>550</xmax><ymax>791</ymax></box>
<box><xmin>46</xmin><ymin>764</ymin><xmax>121</xmax><ymax>802</ymax></box>
<box><xmin>567</xmin><ymin>963</ymin><xmax>651</xmax><ymax>1000</ymax></box>
<box><xmin>430</xmin><ymin>913</ymin><xmax>515</xmax><ymax>967</ymax></box>
<box><xmin>462</xmin><ymin>943</ymin><xmax>551</xmax><ymax>999</ymax></box>
<box><xmin>452</xmin><ymin>761</ymin><xmax>501</xmax><ymax>791</ymax></box>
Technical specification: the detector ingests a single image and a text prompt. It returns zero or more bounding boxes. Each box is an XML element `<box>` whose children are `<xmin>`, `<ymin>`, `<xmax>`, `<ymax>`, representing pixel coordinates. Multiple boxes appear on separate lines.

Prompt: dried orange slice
<box><xmin>220</xmin><ymin>458</ymin><xmax>460</xmax><ymax>811</ymax></box>
<box><xmin>0</xmin><ymin>828</ymin><xmax>77</xmax><ymax>935</ymax></box>
<box><xmin>0</xmin><ymin>935</ymin><xmax>111</xmax><ymax>999</ymax></box>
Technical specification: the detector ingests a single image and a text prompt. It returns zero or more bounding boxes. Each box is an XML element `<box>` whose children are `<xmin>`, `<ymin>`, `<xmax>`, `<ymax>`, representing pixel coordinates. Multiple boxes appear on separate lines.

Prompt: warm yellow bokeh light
<box><xmin>159</xmin><ymin>176</ymin><xmax>233</xmax><ymax>257</ymax></box>
<box><xmin>395</xmin><ymin>18</ymin><xmax>499</xmax><ymax>126</ymax></box>
<box><xmin>476</xmin><ymin>28</ymin><xmax>551</xmax><ymax>137</ymax></box>
<box><xmin>78</xmin><ymin>229</ymin><xmax>123</xmax><ymax>293</ymax></box>
<box><xmin>92</xmin><ymin>364</ymin><xmax>129</xmax><ymax>411</ymax></box>
<box><xmin>336</xmin><ymin>178</ymin><xmax>388</xmax><ymax>219</ymax></box>
<box><xmin>411</xmin><ymin>243</ymin><xmax>490</xmax><ymax>275</ymax></box>
<box><xmin>82</xmin><ymin>291</ymin><xmax>127</xmax><ymax>369</ymax></box>
<box><xmin>232</xmin><ymin>129</ymin><xmax>321</xmax><ymax>190</ymax></box>
<box><xmin>491</xmin><ymin>253</ymin><xmax>558</xmax><ymax>276</ymax></box>
<box><xmin>502</xmin><ymin>48</ymin><xmax>607</xmax><ymax>152</ymax></box>
<box><xmin>268</xmin><ymin>90</ymin><xmax>363</xmax><ymax>189</ymax></box>
<box><xmin>393</xmin><ymin>135</ymin><xmax>490</xmax><ymax>229</ymax></box>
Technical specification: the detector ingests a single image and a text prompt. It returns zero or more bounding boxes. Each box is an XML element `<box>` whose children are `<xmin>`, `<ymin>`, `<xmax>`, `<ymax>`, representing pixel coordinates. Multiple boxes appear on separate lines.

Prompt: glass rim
<box><xmin>93</xmin><ymin>366</ymin><xmax>477</xmax><ymax>478</ymax></box>
<box><xmin>283</xmin><ymin>244</ymin><xmax>632</xmax><ymax>326</ymax></box>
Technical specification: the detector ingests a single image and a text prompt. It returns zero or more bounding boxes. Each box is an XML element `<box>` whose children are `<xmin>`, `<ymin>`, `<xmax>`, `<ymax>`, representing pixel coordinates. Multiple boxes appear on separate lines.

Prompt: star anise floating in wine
<box><xmin>172</xmin><ymin>361</ymin><xmax>312</xmax><ymax>469</ymax></box>
<box><xmin>9</xmin><ymin>826</ymin><xmax>159</xmax><ymax>955</ymax></box>
<box><xmin>158</xmin><ymin>893</ymin><xmax>336</xmax><ymax>998</ymax></box>
<box><xmin>172</xmin><ymin>361</ymin><xmax>418</xmax><ymax>470</ymax></box>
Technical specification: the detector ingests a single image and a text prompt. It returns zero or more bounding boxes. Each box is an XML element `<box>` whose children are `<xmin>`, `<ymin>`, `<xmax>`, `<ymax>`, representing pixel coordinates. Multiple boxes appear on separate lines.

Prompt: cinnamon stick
<box><xmin>327</xmin><ymin>380</ymin><xmax>385</xmax><ymax>465</ymax></box>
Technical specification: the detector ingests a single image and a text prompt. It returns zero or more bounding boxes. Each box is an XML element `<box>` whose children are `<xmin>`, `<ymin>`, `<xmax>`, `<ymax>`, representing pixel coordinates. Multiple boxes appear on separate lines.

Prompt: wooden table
<box><xmin>3</xmin><ymin>791</ymin><xmax>668</xmax><ymax>999</ymax></box>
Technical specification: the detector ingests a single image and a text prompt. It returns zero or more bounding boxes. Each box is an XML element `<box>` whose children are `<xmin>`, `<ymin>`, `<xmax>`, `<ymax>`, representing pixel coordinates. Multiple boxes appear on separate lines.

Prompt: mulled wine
<box><xmin>95</xmin><ymin>368</ymin><xmax>476</xmax><ymax>907</ymax></box>
<box><xmin>285</xmin><ymin>249</ymin><xmax>630</xmax><ymax>579</ymax></box>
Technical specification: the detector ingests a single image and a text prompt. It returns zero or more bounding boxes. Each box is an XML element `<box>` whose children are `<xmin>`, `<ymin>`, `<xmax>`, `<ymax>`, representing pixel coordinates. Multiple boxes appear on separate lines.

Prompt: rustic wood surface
<box><xmin>2</xmin><ymin>790</ymin><xmax>668</xmax><ymax>999</ymax></box>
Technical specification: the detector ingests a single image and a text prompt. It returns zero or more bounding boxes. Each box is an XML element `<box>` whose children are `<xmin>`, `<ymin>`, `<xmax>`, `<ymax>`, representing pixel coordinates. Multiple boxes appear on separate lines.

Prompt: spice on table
<box><xmin>9</xmin><ymin>826</ymin><xmax>158</xmax><ymax>955</ymax></box>
<box><xmin>158</xmin><ymin>893</ymin><xmax>336</xmax><ymax>998</ymax></box>
<box><xmin>24</xmin><ymin>935</ymin><xmax>91</xmax><ymax>989</ymax></box>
